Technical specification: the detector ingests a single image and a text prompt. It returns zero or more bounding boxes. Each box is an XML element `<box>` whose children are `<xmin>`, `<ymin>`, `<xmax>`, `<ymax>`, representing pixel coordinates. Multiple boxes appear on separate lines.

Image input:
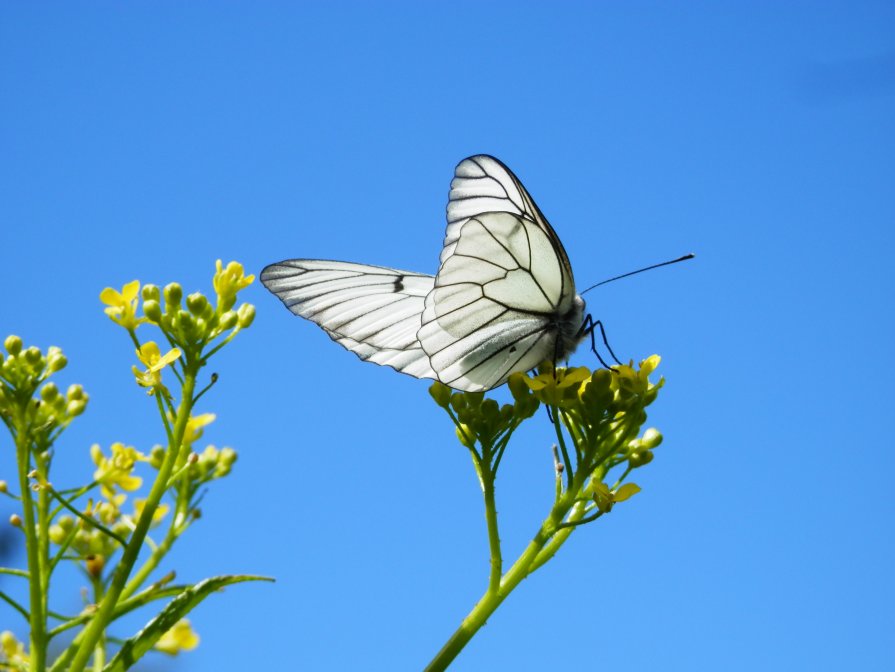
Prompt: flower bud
<box><xmin>143</xmin><ymin>299</ymin><xmax>163</xmax><ymax>322</ymax></box>
<box><xmin>142</xmin><ymin>284</ymin><xmax>161</xmax><ymax>302</ymax></box>
<box><xmin>456</xmin><ymin>424</ymin><xmax>476</xmax><ymax>448</ymax></box>
<box><xmin>4</xmin><ymin>335</ymin><xmax>22</xmax><ymax>356</ymax></box>
<box><xmin>641</xmin><ymin>428</ymin><xmax>663</xmax><ymax>449</ymax></box>
<box><xmin>66</xmin><ymin>400</ymin><xmax>87</xmax><ymax>417</ymax></box>
<box><xmin>86</xmin><ymin>554</ymin><xmax>105</xmax><ymax>579</ymax></box>
<box><xmin>149</xmin><ymin>445</ymin><xmax>166</xmax><ymax>469</ymax></box>
<box><xmin>67</xmin><ymin>384</ymin><xmax>85</xmax><ymax>401</ymax></box>
<box><xmin>236</xmin><ymin>303</ymin><xmax>255</xmax><ymax>328</ymax></box>
<box><xmin>164</xmin><ymin>283</ymin><xmax>183</xmax><ymax>308</ymax></box>
<box><xmin>9</xmin><ymin>514</ymin><xmax>22</xmax><ymax>527</ymax></box>
<box><xmin>186</xmin><ymin>292</ymin><xmax>209</xmax><ymax>316</ymax></box>
<box><xmin>428</xmin><ymin>382</ymin><xmax>451</xmax><ymax>409</ymax></box>
<box><xmin>47</xmin><ymin>350</ymin><xmax>67</xmax><ymax>373</ymax></box>
<box><xmin>629</xmin><ymin>449</ymin><xmax>654</xmax><ymax>468</ymax></box>
<box><xmin>40</xmin><ymin>382</ymin><xmax>59</xmax><ymax>402</ymax></box>
<box><xmin>24</xmin><ymin>346</ymin><xmax>42</xmax><ymax>365</ymax></box>
<box><xmin>219</xmin><ymin>310</ymin><xmax>238</xmax><ymax>330</ymax></box>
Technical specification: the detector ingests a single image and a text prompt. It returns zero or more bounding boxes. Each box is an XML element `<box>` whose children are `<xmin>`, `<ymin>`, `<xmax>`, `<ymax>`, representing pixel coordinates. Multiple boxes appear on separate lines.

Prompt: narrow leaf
<box><xmin>102</xmin><ymin>574</ymin><xmax>273</xmax><ymax>672</ymax></box>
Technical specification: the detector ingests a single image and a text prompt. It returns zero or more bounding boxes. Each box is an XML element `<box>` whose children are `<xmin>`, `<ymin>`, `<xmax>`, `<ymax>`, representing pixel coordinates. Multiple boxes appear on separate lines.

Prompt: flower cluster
<box><xmin>100</xmin><ymin>260</ymin><xmax>255</xmax><ymax>395</ymax></box>
<box><xmin>0</xmin><ymin>337</ymin><xmax>87</xmax><ymax>449</ymax></box>
<box><xmin>429</xmin><ymin>380</ymin><xmax>539</xmax><ymax>450</ymax></box>
<box><xmin>514</xmin><ymin>356</ymin><xmax>665</xmax><ymax>471</ymax></box>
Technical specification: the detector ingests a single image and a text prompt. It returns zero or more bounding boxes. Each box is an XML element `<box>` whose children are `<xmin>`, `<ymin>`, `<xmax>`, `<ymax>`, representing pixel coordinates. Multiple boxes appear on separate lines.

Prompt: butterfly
<box><xmin>261</xmin><ymin>155</ymin><xmax>612</xmax><ymax>392</ymax></box>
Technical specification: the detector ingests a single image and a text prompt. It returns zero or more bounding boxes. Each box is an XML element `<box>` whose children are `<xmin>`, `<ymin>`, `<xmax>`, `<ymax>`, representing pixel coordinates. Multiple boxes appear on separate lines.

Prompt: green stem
<box><xmin>425</xmin><ymin>487</ymin><xmax>580</xmax><ymax>672</ymax></box>
<box><xmin>14</xmin><ymin>408</ymin><xmax>47</xmax><ymax>671</ymax></box>
<box><xmin>482</xmin><ymin>466</ymin><xmax>501</xmax><ymax>594</ymax></box>
<box><xmin>65</xmin><ymin>368</ymin><xmax>197</xmax><ymax>672</ymax></box>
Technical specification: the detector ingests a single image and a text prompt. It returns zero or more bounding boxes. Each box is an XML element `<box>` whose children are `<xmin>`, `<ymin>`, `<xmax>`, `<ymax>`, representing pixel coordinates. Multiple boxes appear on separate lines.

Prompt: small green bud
<box><xmin>456</xmin><ymin>424</ymin><xmax>476</xmax><ymax>448</ymax></box>
<box><xmin>66</xmin><ymin>384</ymin><xmax>85</xmax><ymax>401</ymax></box>
<box><xmin>48</xmin><ymin>524</ymin><xmax>67</xmax><ymax>545</ymax></box>
<box><xmin>629</xmin><ymin>449</ymin><xmax>654</xmax><ymax>468</ymax></box>
<box><xmin>236</xmin><ymin>303</ymin><xmax>255</xmax><ymax>328</ymax></box>
<box><xmin>0</xmin><ymin>481</ymin><xmax>7</xmax><ymax>494</ymax></box>
<box><xmin>142</xmin><ymin>284</ymin><xmax>160</xmax><ymax>302</ymax></box>
<box><xmin>47</xmin><ymin>348</ymin><xmax>67</xmax><ymax>373</ymax></box>
<box><xmin>66</xmin><ymin>399</ymin><xmax>87</xmax><ymax>417</ymax></box>
<box><xmin>40</xmin><ymin>382</ymin><xmax>59</xmax><ymax>402</ymax></box>
<box><xmin>450</xmin><ymin>395</ymin><xmax>467</xmax><ymax>412</ymax></box>
<box><xmin>428</xmin><ymin>382</ymin><xmax>452</xmax><ymax>409</ymax></box>
<box><xmin>641</xmin><ymin>428</ymin><xmax>663</xmax><ymax>449</ymax></box>
<box><xmin>164</xmin><ymin>283</ymin><xmax>183</xmax><ymax>308</ymax></box>
<box><xmin>149</xmin><ymin>445</ymin><xmax>165</xmax><ymax>469</ymax></box>
<box><xmin>186</xmin><ymin>292</ymin><xmax>209</xmax><ymax>316</ymax></box>
<box><xmin>4</xmin><ymin>335</ymin><xmax>22</xmax><ymax>356</ymax></box>
<box><xmin>481</xmin><ymin>399</ymin><xmax>499</xmax><ymax>420</ymax></box>
<box><xmin>219</xmin><ymin>310</ymin><xmax>238</xmax><ymax>330</ymax></box>
<box><xmin>143</xmin><ymin>299</ymin><xmax>162</xmax><ymax>322</ymax></box>
<box><xmin>24</xmin><ymin>346</ymin><xmax>42</xmax><ymax>365</ymax></box>
<box><xmin>219</xmin><ymin>447</ymin><xmax>237</xmax><ymax>466</ymax></box>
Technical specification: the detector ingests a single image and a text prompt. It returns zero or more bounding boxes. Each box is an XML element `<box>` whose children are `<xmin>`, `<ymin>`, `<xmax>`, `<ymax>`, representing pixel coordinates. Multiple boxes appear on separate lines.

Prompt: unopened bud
<box><xmin>186</xmin><ymin>292</ymin><xmax>209</xmax><ymax>316</ymax></box>
<box><xmin>85</xmin><ymin>554</ymin><xmax>105</xmax><ymax>579</ymax></box>
<box><xmin>219</xmin><ymin>310</ymin><xmax>238</xmax><ymax>330</ymax></box>
<box><xmin>142</xmin><ymin>284</ymin><xmax>161</xmax><ymax>302</ymax></box>
<box><xmin>164</xmin><ymin>283</ymin><xmax>183</xmax><ymax>308</ymax></box>
<box><xmin>237</xmin><ymin>303</ymin><xmax>255</xmax><ymax>328</ymax></box>
<box><xmin>428</xmin><ymin>382</ymin><xmax>451</xmax><ymax>409</ymax></box>
<box><xmin>9</xmin><ymin>514</ymin><xmax>22</xmax><ymax>527</ymax></box>
<box><xmin>4</xmin><ymin>335</ymin><xmax>22</xmax><ymax>356</ymax></box>
<box><xmin>143</xmin><ymin>299</ymin><xmax>163</xmax><ymax>322</ymax></box>
<box><xmin>67</xmin><ymin>384</ymin><xmax>85</xmax><ymax>401</ymax></box>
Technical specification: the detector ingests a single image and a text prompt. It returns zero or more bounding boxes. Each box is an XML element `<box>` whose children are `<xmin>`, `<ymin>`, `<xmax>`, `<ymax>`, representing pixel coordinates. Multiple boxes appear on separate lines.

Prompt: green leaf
<box><xmin>102</xmin><ymin>574</ymin><xmax>273</xmax><ymax>672</ymax></box>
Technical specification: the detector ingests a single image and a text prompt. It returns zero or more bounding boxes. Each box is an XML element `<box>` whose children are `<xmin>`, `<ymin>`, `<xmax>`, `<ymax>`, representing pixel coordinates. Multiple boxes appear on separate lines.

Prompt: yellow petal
<box><xmin>613</xmin><ymin>483</ymin><xmax>642</xmax><ymax>502</ymax></box>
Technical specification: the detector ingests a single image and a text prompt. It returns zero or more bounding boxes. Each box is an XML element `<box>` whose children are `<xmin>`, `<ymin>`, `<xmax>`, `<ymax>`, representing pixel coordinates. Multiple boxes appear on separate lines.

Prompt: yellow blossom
<box><xmin>132</xmin><ymin>342</ymin><xmax>181</xmax><ymax>390</ymax></box>
<box><xmin>182</xmin><ymin>413</ymin><xmax>216</xmax><ymax>448</ymax></box>
<box><xmin>0</xmin><ymin>630</ymin><xmax>28</xmax><ymax>666</ymax></box>
<box><xmin>91</xmin><ymin>442</ymin><xmax>146</xmax><ymax>499</ymax></box>
<box><xmin>133</xmin><ymin>498</ymin><xmax>170</xmax><ymax>527</ymax></box>
<box><xmin>213</xmin><ymin>260</ymin><xmax>254</xmax><ymax>312</ymax></box>
<box><xmin>95</xmin><ymin>493</ymin><xmax>126</xmax><ymax>525</ymax></box>
<box><xmin>155</xmin><ymin>619</ymin><xmax>200</xmax><ymax>655</ymax></box>
<box><xmin>100</xmin><ymin>280</ymin><xmax>145</xmax><ymax>330</ymax></box>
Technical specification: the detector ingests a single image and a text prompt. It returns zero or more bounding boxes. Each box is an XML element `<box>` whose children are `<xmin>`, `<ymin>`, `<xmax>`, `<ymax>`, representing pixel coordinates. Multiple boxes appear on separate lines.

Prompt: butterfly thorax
<box><xmin>554</xmin><ymin>294</ymin><xmax>586</xmax><ymax>362</ymax></box>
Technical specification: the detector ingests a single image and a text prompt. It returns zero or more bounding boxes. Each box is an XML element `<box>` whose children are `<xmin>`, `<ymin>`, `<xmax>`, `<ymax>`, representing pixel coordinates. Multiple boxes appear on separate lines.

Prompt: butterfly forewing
<box><xmin>260</xmin><ymin>260</ymin><xmax>437</xmax><ymax>379</ymax></box>
<box><xmin>417</xmin><ymin>156</ymin><xmax>582</xmax><ymax>391</ymax></box>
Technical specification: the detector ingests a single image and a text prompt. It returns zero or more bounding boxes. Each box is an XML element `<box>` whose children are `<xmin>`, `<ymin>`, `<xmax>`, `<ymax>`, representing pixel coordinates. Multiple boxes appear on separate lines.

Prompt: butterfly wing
<box><xmin>418</xmin><ymin>156</ymin><xmax>581</xmax><ymax>392</ymax></box>
<box><xmin>260</xmin><ymin>260</ymin><xmax>437</xmax><ymax>380</ymax></box>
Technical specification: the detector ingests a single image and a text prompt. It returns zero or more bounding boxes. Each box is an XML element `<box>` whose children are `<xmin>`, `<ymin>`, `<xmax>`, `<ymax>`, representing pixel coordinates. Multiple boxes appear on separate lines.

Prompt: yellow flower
<box><xmin>213</xmin><ymin>260</ymin><xmax>254</xmax><ymax>312</ymax></box>
<box><xmin>0</xmin><ymin>630</ymin><xmax>29</xmax><ymax>666</ymax></box>
<box><xmin>522</xmin><ymin>365</ymin><xmax>591</xmax><ymax>407</ymax></box>
<box><xmin>155</xmin><ymin>619</ymin><xmax>200</xmax><ymax>655</ymax></box>
<box><xmin>132</xmin><ymin>342</ymin><xmax>181</xmax><ymax>389</ymax></box>
<box><xmin>183</xmin><ymin>413</ymin><xmax>216</xmax><ymax>448</ymax></box>
<box><xmin>133</xmin><ymin>498</ymin><xmax>170</xmax><ymax>528</ymax></box>
<box><xmin>91</xmin><ymin>442</ymin><xmax>146</xmax><ymax>499</ymax></box>
<box><xmin>100</xmin><ymin>280</ymin><xmax>145</xmax><ymax>330</ymax></box>
<box><xmin>95</xmin><ymin>493</ymin><xmax>126</xmax><ymax>525</ymax></box>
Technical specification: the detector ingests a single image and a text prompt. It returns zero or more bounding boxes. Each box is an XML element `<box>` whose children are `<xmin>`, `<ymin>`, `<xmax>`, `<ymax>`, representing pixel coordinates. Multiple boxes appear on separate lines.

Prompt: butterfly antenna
<box><xmin>580</xmin><ymin>253</ymin><xmax>695</xmax><ymax>295</ymax></box>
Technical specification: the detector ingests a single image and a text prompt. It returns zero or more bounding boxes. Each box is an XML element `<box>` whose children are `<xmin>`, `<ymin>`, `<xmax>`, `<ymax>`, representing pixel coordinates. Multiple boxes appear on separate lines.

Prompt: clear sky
<box><xmin>1</xmin><ymin>2</ymin><xmax>893</xmax><ymax>670</ymax></box>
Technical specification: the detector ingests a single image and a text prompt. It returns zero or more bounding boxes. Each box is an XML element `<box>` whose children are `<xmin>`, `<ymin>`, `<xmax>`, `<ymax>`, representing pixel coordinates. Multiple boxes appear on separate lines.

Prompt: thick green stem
<box><xmin>65</xmin><ymin>369</ymin><xmax>197</xmax><ymax>672</ymax></box>
<box><xmin>15</xmin><ymin>409</ymin><xmax>47</xmax><ymax>672</ymax></box>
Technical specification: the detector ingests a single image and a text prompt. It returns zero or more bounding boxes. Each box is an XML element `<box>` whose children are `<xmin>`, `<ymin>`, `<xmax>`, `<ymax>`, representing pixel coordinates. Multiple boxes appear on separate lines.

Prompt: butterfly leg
<box><xmin>580</xmin><ymin>314</ymin><xmax>623</xmax><ymax>367</ymax></box>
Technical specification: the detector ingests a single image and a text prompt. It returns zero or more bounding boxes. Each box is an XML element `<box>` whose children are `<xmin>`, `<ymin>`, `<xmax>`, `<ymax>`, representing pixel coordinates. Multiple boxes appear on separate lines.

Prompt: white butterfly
<box><xmin>261</xmin><ymin>155</ymin><xmax>598</xmax><ymax>392</ymax></box>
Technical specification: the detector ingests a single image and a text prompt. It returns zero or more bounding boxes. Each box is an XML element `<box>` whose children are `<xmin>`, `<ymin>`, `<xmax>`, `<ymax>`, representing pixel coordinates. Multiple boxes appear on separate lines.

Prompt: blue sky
<box><xmin>1</xmin><ymin>2</ymin><xmax>893</xmax><ymax>670</ymax></box>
